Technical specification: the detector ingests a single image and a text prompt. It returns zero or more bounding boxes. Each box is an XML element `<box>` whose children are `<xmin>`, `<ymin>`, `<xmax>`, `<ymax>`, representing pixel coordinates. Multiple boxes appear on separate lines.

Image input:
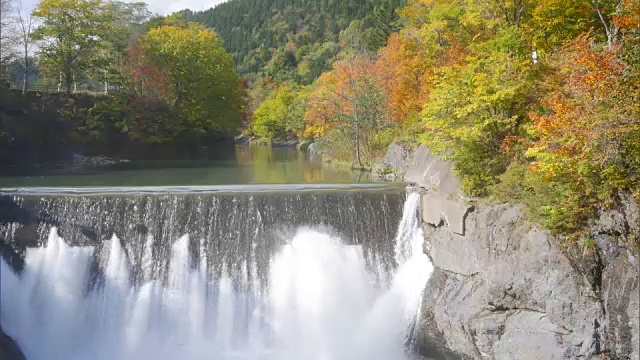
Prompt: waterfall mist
<box><xmin>0</xmin><ymin>189</ymin><xmax>432</xmax><ymax>360</ymax></box>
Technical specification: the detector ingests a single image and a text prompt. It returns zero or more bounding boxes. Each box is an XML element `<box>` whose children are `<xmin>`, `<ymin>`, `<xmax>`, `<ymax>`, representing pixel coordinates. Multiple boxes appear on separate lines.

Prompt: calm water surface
<box><xmin>0</xmin><ymin>145</ymin><xmax>375</xmax><ymax>188</ymax></box>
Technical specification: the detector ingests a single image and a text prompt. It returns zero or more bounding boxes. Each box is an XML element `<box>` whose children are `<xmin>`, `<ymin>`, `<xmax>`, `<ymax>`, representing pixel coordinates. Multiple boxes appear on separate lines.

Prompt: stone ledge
<box><xmin>398</xmin><ymin>144</ymin><xmax>471</xmax><ymax>236</ymax></box>
<box><xmin>405</xmin><ymin>145</ymin><xmax>461</xmax><ymax>196</ymax></box>
<box><xmin>422</xmin><ymin>192</ymin><xmax>473</xmax><ymax>235</ymax></box>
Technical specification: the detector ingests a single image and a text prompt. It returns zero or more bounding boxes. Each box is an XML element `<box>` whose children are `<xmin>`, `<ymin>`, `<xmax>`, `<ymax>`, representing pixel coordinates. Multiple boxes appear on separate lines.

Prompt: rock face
<box><xmin>307</xmin><ymin>141</ymin><xmax>324</xmax><ymax>158</ymax></box>
<box><xmin>417</xmin><ymin>204</ymin><xmax>616</xmax><ymax>359</ymax></box>
<box><xmin>405</xmin><ymin>145</ymin><xmax>472</xmax><ymax>235</ymax></box>
<box><xmin>372</xmin><ymin>143</ymin><xmax>414</xmax><ymax>180</ymax></box>
<box><xmin>590</xmin><ymin>194</ymin><xmax>640</xmax><ymax>359</ymax></box>
<box><xmin>385</xmin><ymin>143</ymin><xmax>640</xmax><ymax>360</ymax></box>
<box><xmin>0</xmin><ymin>328</ymin><xmax>25</xmax><ymax>360</ymax></box>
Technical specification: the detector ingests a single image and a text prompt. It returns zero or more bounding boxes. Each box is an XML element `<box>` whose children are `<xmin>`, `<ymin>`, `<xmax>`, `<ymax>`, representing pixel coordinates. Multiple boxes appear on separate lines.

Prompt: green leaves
<box><xmin>131</xmin><ymin>25</ymin><xmax>243</xmax><ymax>139</ymax></box>
<box><xmin>251</xmin><ymin>84</ymin><xmax>307</xmax><ymax>139</ymax></box>
<box><xmin>181</xmin><ymin>0</ymin><xmax>406</xmax><ymax>84</ymax></box>
<box><xmin>32</xmin><ymin>0</ymin><xmax>109</xmax><ymax>90</ymax></box>
<box><xmin>32</xmin><ymin>0</ymin><xmax>149</xmax><ymax>94</ymax></box>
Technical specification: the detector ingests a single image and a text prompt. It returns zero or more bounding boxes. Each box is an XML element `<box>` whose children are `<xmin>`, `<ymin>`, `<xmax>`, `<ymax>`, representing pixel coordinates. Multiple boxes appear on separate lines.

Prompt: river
<box><xmin>0</xmin><ymin>145</ymin><xmax>432</xmax><ymax>360</ymax></box>
<box><xmin>0</xmin><ymin>145</ymin><xmax>373</xmax><ymax>188</ymax></box>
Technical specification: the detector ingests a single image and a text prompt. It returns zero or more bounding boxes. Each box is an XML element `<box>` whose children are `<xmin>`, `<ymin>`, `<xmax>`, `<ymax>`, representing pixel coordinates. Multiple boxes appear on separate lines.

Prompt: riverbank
<box><xmin>378</xmin><ymin>143</ymin><xmax>639</xmax><ymax>359</ymax></box>
<box><xmin>0</xmin><ymin>90</ymin><xmax>239</xmax><ymax>176</ymax></box>
<box><xmin>235</xmin><ymin>137</ymin><xmax>377</xmax><ymax>173</ymax></box>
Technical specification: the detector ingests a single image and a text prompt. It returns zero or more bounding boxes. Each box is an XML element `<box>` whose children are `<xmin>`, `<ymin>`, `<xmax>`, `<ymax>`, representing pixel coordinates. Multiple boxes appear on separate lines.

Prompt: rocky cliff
<box><xmin>387</xmin><ymin>144</ymin><xmax>639</xmax><ymax>359</ymax></box>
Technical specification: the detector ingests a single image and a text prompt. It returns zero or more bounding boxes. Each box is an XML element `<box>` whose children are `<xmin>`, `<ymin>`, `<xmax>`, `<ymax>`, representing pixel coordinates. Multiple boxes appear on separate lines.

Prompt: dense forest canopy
<box><xmin>240</xmin><ymin>0</ymin><xmax>639</xmax><ymax>244</ymax></box>
<box><xmin>0</xmin><ymin>0</ymin><xmax>244</xmax><ymax>161</ymax></box>
<box><xmin>181</xmin><ymin>0</ymin><xmax>406</xmax><ymax>83</ymax></box>
<box><xmin>0</xmin><ymin>0</ymin><xmax>638</xmax><ymax>244</ymax></box>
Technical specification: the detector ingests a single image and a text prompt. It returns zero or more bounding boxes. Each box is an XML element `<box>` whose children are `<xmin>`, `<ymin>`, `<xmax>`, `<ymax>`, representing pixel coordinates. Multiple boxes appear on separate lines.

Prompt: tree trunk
<box><xmin>594</xmin><ymin>0</ymin><xmax>622</xmax><ymax>48</ymax></box>
<box><xmin>354</xmin><ymin>116</ymin><xmax>361</xmax><ymax>169</ymax></box>
<box><xmin>349</xmin><ymin>61</ymin><xmax>363</xmax><ymax>169</ymax></box>
<box><xmin>64</xmin><ymin>55</ymin><xmax>73</xmax><ymax>96</ymax></box>
<box><xmin>22</xmin><ymin>43</ymin><xmax>27</xmax><ymax>93</ymax></box>
<box><xmin>65</xmin><ymin>71</ymin><xmax>72</xmax><ymax>95</ymax></box>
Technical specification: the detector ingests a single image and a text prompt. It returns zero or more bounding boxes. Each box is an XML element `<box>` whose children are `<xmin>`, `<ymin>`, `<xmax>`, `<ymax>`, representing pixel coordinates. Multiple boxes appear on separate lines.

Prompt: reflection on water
<box><xmin>0</xmin><ymin>145</ymin><xmax>373</xmax><ymax>187</ymax></box>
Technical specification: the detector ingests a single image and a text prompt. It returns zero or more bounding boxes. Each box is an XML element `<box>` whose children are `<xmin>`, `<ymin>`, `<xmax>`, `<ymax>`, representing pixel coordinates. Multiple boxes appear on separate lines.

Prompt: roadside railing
<box><xmin>6</xmin><ymin>81</ymin><xmax>122</xmax><ymax>95</ymax></box>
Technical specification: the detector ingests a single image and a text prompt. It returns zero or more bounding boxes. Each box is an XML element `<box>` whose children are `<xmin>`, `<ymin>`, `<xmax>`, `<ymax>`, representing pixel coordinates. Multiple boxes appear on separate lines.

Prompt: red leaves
<box><xmin>374</xmin><ymin>33</ymin><xmax>433</xmax><ymax>123</ymax></box>
<box><xmin>125</xmin><ymin>43</ymin><xmax>170</xmax><ymax>98</ymax></box>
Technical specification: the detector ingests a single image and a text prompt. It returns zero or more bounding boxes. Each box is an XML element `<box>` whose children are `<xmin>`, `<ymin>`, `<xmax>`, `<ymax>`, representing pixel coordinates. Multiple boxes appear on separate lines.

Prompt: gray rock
<box><xmin>372</xmin><ymin>143</ymin><xmax>414</xmax><ymax>181</ymax></box>
<box><xmin>418</xmin><ymin>204</ymin><xmax>607</xmax><ymax>359</ymax></box>
<box><xmin>71</xmin><ymin>153</ymin><xmax>129</xmax><ymax>167</ymax></box>
<box><xmin>404</xmin><ymin>144</ymin><xmax>472</xmax><ymax>235</ymax></box>
<box><xmin>52</xmin><ymin>153</ymin><xmax>130</xmax><ymax>173</ymax></box>
<box><xmin>584</xmin><ymin>192</ymin><xmax>640</xmax><ymax>360</ymax></box>
<box><xmin>601</xmin><ymin>251</ymin><xmax>639</xmax><ymax>359</ymax></box>
<box><xmin>0</xmin><ymin>328</ymin><xmax>25</xmax><ymax>360</ymax></box>
<box><xmin>234</xmin><ymin>135</ymin><xmax>251</xmax><ymax>145</ymax></box>
<box><xmin>405</xmin><ymin>145</ymin><xmax>461</xmax><ymax>196</ymax></box>
<box><xmin>297</xmin><ymin>140</ymin><xmax>314</xmax><ymax>152</ymax></box>
<box><xmin>422</xmin><ymin>192</ymin><xmax>472</xmax><ymax>235</ymax></box>
<box><xmin>589</xmin><ymin>193</ymin><xmax>639</xmax><ymax>360</ymax></box>
<box><xmin>307</xmin><ymin>141</ymin><xmax>324</xmax><ymax>158</ymax></box>
<box><xmin>270</xmin><ymin>139</ymin><xmax>298</xmax><ymax>147</ymax></box>
<box><xmin>406</xmin><ymin>145</ymin><xmax>639</xmax><ymax>360</ymax></box>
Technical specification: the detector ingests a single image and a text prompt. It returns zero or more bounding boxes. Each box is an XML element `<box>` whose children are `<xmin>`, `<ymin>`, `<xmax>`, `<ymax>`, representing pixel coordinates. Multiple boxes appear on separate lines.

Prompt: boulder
<box><xmin>372</xmin><ymin>143</ymin><xmax>414</xmax><ymax>181</ymax></box>
<box><xmin>405</xmin><ymin>145</ymin><xmax>461</xmax><ymax>196</ymax></box>
<box><xmin>234</xmin><ymin>135</ymin><xmax>251</xmax><ymax>145</ymax></box>
<box><xmin>70</xmin><ymin>153</ymin><xmax>129</xmax><ymax>168</ymax></box>
<box><xmin>417</xmin><ymin>204</ymin><xmax>609</xmax><ymax>359</ymax></box>
<box><xmin>307</xmin><ymin>141</ymin><xmax>324</xmax><ymax>158</ymax></box>
<box><xmin>271</xmin><ymin>138</ymin><xmax>298</xmax><ymax>147</ymax></box>
<box><xmin>405</xmin><ymin>145</ymin><xmax>639</xmax><ymax>359</ymax></box>
<box><xmin>405</xmin><ymin>145</ymin><xmax>472</xmax><ymax>235</ymax></box>
<box><xmin>297</xmin><ymin>140</ymin><xmax>314</xmax><ymax>152</ymax></box>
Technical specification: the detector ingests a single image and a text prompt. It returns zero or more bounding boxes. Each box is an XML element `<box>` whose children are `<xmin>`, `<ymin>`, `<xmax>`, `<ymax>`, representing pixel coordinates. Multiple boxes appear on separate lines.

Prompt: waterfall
<box><xmin>0</xmin><ymin>190</ymin><xmax>432</xmax><ymax>360</ymax></box>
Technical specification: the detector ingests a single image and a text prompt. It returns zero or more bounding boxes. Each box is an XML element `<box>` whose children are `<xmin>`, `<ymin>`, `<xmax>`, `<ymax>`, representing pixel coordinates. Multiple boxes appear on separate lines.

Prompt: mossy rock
<box><xmin>297</xmin><ymin>140</ymin><xmax>314</xmax><ymax>152</ymax></box>
<box><xmin>251</xmin><ymin>138</ymin><xmax>272</xmax><ymax>146</ymax></box>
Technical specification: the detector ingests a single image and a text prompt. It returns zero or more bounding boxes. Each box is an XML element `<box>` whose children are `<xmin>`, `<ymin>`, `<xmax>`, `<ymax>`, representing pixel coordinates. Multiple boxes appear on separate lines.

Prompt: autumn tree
<box><xmin>375</xmin><ymin>32</ymin><xmax>433</xmax><ymax>123</ymax></box>
<box><xmin>251</xmin><ymin>84</ymin><xmax>307</xmax><ymax>139</ymax></box>
<box><xmin>525</xmin><ymin>0</ymin><xmax>594</xmax><ymax>54</ymax></box>
<box><xmin>592</xmin><ymin>0</ymin><xmax>625</xmax><ymax>47</ymax></box>
<box><xmin>128</xmin><ymin>25</ymin><xmax>243</xmax><ymax>141</ymax></box>
<box><xmin>522</xmin><ymin>33</ymin><xmax>640</xmax><ymax>234</ymax></box>
<box><xmin>306</xmin><ymin>55</ymin><xmax>391</xmax><ymax>167</ymax></box>
<box><xmin>409</xmin><ymin>0</ymin><xmax>539</xmax><ymax>195</ymax></box>
<box><xmin>88</xmin><ymin>1</ymin><xmax>150</xmax><ymax>94</ymax></box>
<box><xmin>31</xmin><ymin>0</ymin><xmax>117</xmax><ymax>94</ymax></box>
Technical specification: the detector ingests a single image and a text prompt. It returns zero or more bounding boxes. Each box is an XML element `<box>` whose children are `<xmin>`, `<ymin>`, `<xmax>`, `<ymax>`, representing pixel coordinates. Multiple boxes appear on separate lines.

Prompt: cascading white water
<box><xmin>0</xmin><ymin>192</ymin><xmax>432</xmax><ymax>360</ymax></box>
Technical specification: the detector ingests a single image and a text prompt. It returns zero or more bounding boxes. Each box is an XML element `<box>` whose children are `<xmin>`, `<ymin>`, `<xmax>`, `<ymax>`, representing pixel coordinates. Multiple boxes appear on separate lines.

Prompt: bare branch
<box><xmin>15</xmin><ymin>2</ymin><xmax>37</xmax><ymax>91</ymax></box>
<box><xmin>0</xmin><ymin>0</ymin><xmax>16</xmax><ymax>74</ymax></box>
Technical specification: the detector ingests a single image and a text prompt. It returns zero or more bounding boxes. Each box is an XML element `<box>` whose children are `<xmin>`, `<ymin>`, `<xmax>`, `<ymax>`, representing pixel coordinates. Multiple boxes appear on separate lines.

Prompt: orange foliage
<box><xmin>125</xmin><ymin>43</ymin><xmax>170</xmax><ymax>97</ymax></box>
<box><xmin>437</xmin><ymin>37</ymin><xmax>471</xmax><ymax>67</ymax></box>
<box><xmin>374</xmin><ymin>32</ymin><xmax>433</xmax><ymax>122</ymax></box>
<box><xmin>305</xmin><ymin>56</ymin><xmax>383</xmax><ymax>129</ymax></box>
<box><xmin>529</xmin><ymin>34</ymin><xmax>638</xmax><ymax>164</ymax></box>
<box><xmin>612</xmin><ymin>0</ymin><xmax>640</xmax><ymax>30</ymax></box>
<box><xmin>305</xmin><ymin>71</ymin><xmax>340</xmax><ymax>129</ymax></box>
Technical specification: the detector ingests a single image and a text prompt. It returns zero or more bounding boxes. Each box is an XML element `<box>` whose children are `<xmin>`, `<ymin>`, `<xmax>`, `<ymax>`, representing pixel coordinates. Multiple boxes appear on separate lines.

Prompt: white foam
<box><xmin>0</xmin><ymin>193</ymin><xmax>432</xmax><ymax>360</ymax></box>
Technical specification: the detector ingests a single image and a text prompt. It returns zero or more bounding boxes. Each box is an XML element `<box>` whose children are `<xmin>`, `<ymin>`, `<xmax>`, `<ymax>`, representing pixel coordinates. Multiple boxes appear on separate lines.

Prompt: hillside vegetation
<box><xmin>1</xmin><ymin>0</ymin><xmax>244</xmax><ymax>166</ymax></box>
<box><xmin>1</xmin><ymin>0</ymin><xmax>638</xmax><ymax>243</ymax></box>
<box><xmin>231</xmin><ymin>0</ymin><xmax>639</xmax><ymax>244</ymax></box>
<box><xmin>181</xmin><ymin>0</ymin><xmax>406</xmax><ymax>83</ymax></box>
